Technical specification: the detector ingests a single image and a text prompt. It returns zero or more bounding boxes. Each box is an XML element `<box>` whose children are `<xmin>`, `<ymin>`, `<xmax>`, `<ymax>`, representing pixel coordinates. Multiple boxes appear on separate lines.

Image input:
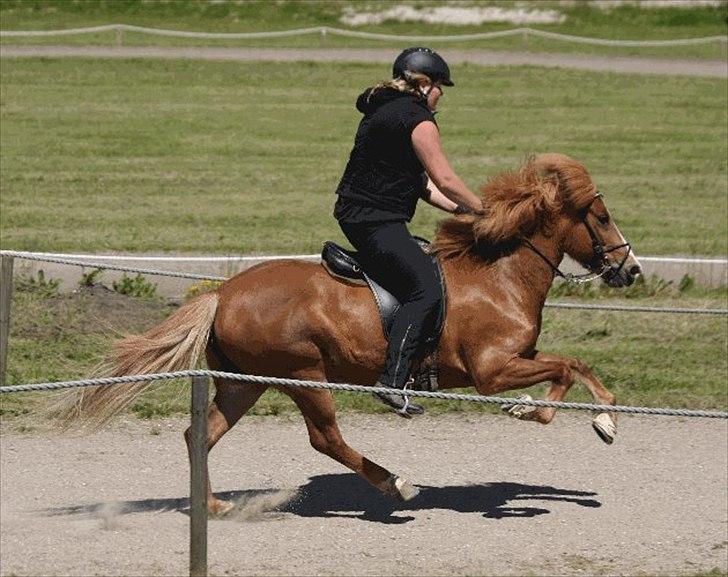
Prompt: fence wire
<box><xmin>0</xmin><ymin>370</ymin><xmax>726</xmax><ymax>419</ymax></box>
<box><xmin>1</xmin><ymin>24</ymin><xmax>726</xmax><ymax>46</ymax></box>
<box><xmin>2</xmin><ymin>250</ymin><xmax>726</xmax><ymax>316</ymax></box>
<box><xmin>1</xmin><ymin>250</ymin><xmax>226</xmax><ymax>282</ymax></box>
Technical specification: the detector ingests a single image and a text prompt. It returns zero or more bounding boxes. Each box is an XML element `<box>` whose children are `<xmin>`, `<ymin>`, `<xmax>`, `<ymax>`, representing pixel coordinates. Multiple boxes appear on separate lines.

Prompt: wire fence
<box><xmin>2</xmin><ymin>251</ymin><xmax>725</xmax><ymax>265</ymax></box>
<box><xmin>2</xmin><ymin>250</ymin><xmax>726</xmax><ymax>316</ymax></box>
<box><xmin>1</xmin><ymin>250</ymin><xmax>226</xmax><ymax>282</ymax></box>
<box><xmin>1</xmin><ymin>24</ymin><xmax>726</xmax><ymax>46</ymax></box>
<box><xmin>1</xmin><ymin>369</ymin><xmax>726</xmax><ymax>419</ymax></box>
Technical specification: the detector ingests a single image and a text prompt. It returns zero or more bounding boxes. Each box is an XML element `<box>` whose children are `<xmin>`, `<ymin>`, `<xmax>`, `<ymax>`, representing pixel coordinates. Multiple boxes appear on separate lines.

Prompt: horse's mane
<box><xmin>433</xmin><ymin>153</ymin><xmax>598</xmax><ymax>260</ymax></box>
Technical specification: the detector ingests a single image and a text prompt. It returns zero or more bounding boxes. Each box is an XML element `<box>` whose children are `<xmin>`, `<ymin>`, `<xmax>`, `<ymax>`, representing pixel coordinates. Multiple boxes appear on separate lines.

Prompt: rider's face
<box><xmin>424</xmin><ymin>83</ymin><xmax>443</xmax><ymax>112</ymax></box>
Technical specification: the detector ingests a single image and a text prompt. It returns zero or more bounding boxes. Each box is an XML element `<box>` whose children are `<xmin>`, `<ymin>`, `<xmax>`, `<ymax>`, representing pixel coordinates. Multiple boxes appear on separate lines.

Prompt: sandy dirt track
<box><xmin>1</xmin><ymin>412</ymin><xmax>726</xmax><ymax>576</ymax></box>
<box><xmin>1</xmin><ymin>45</ymin><xmax>725</xmax><ymax>77</ymax></box>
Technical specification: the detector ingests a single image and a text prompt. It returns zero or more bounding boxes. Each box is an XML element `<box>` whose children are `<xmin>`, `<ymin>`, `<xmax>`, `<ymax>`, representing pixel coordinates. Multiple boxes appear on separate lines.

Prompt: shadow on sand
<box><xmin>40</xmin><ymin>473</ymin><xmax>600</xmax><ymax>525</ymax></box>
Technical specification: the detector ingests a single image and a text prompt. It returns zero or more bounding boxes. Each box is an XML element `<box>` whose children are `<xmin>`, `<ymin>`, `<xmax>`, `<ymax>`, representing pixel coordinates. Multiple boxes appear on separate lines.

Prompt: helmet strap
<box><xmin>403</xmin><ymin>70</ymin><xmax>431</xmax><ymax>99</ymax></box>
<box><xmin>417</xmin><ymin>84</ymin><xmax>432</xmax><ymax>99</ymax></box>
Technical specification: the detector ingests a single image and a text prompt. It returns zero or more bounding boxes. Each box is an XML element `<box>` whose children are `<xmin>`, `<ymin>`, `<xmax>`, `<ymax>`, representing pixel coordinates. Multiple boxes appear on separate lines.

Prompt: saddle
<box><xmin>320</xmin><ymin>238</ymin><xmax>447</xmax><ymax>391</ymax></box>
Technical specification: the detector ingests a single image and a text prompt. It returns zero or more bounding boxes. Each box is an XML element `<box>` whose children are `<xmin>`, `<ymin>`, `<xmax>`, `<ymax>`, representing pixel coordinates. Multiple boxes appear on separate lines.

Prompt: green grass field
<box><xmin>1</xmin><ymin>57</ymin><xmax>726</xmax><ymax>255</ymax></box>
<box><xmin>1</xmin><ymin>0</ymin><xmax>726</xmax><ymax>61</ymax></box>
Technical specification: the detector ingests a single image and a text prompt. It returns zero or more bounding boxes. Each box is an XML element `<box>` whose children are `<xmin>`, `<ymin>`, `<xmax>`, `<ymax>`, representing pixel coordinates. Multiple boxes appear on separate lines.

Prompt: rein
<box><xmin>521</xmin><ymin>193</ymin><xmax>631</xmax><ymax>285</ymax></box>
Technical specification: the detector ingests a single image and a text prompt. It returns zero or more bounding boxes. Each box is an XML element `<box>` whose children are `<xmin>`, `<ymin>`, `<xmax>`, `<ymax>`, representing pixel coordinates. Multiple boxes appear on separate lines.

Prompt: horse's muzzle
<box><xmin>604</xmin><ymin>262</ymin><xmax>642</xmax><ymax>288</ymax></box>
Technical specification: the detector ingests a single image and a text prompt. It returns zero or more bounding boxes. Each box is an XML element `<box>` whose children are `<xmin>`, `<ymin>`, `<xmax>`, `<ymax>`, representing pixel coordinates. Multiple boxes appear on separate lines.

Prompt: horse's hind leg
<box><xmin>184</xmin><ymin>378</ymin><xmax>267</xmax><ymax>517</ymax></box>
<box><xmin>288</xmin><ymin>384</ymin><xmax>419</xmax><ymax>501</ymax></box>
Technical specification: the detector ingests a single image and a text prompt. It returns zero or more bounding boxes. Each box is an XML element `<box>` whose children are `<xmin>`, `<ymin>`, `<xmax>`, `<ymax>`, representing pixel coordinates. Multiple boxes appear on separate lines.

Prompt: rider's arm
<box><xmin>421</xmin><ymin>178</ymin><xmax>459</xmax><ymax>213</ymax></box>
<box><xmin>412</xmin><ymin>121</ymin><xmax>484</xmax><ymax>214</ymax></box>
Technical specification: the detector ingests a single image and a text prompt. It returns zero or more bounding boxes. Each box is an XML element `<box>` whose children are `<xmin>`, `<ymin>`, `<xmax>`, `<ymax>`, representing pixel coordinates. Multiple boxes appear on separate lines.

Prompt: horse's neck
<box><xmin>446</xmin><ymin>232</ymin><xmax>563</xmax><ymax>315</ymax></box>
<box><xmin>505</xmin><ymin>233</ymin><xmax>564</xmax><ymax>308</ymax></box>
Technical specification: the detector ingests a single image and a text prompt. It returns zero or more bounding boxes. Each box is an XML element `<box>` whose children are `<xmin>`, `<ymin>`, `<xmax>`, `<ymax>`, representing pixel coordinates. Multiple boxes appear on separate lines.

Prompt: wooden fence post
<box><xmin>189</xmin><ymin>375</ymin><xmax>208</xmax><ymax>577</ymax></box>
<box><xmin>0</xmin><ymin>255</ymin><xmax>14</xmax><ymax>387</ymax></box>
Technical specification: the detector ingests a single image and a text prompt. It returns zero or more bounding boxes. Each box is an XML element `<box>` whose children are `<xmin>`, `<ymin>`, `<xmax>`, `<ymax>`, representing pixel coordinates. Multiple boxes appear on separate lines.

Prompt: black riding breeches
<box><xmin>339</xmin><ymin>220</ymin><xmax>442</xmax><ymax>388</ymax></box>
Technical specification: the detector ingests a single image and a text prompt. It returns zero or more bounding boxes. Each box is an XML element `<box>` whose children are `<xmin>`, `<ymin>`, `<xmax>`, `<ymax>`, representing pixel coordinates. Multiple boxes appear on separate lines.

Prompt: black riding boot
<box><xmin>339</xmin><ymin>221</ymin><xmax>442</xmax><ymax>418</ymax></box>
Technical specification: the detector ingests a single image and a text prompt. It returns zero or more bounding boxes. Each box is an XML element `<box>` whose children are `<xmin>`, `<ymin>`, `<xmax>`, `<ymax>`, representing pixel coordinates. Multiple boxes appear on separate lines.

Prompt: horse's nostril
<box><xmin>629</xmin><ymin>265</ymin><xmax>642</xmax><ymax>276</ymax></box>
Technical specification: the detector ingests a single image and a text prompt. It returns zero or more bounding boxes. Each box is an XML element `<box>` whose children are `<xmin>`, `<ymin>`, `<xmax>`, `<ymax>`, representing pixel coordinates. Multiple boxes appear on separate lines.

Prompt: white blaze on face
<box><xmin>613</xmin><ymin>222</ymin><xmax>642</xmax><ymax>275</ymax></box>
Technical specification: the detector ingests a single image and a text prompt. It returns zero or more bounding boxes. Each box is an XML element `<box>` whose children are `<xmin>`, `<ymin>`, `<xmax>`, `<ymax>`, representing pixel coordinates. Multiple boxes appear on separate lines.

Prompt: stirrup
<box><xmin>372</xmin><ymin>380</ymin><xmax>424</xmax><ymax>418</ymax></box>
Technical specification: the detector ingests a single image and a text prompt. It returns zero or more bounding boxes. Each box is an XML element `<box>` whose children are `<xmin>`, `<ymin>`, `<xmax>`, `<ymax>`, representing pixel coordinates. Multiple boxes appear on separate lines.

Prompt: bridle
<box><xmin>521</xmin><ymin>193</ymin><xmax>632</xmax><ymax>285</ymax></box>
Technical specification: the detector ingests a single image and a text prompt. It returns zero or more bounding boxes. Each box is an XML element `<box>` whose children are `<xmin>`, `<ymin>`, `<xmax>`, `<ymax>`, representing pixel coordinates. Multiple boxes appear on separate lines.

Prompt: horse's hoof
<box><xmin>501</xmin><ymin>394</ymin><xmax>537</xmax><ymax>419</ymax></box>
<box><xmin>592</xmin><ymin>413</ymin><xmax>616</xmax><ymax>445</ymax></box>
<box><xmin>384</xmin><ymin>475</ymin><xmax>420</xmax><ymax>502</ymax></box>
<box><xmin>208</xmin><ymin>500</ymin><xmax>234</xmax><ymax>518</ymax></box>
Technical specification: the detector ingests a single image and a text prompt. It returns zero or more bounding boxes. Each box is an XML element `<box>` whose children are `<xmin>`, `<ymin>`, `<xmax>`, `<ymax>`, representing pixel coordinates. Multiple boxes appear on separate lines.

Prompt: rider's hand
<box><xmin>454</xmin><ymin>204</ymin><xmax>484</xmax><ymax>216</ymax></box>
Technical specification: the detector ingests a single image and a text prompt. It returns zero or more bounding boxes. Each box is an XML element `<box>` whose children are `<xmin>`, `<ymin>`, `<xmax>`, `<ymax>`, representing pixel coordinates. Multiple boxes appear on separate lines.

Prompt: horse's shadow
<box><xmin>40</xmin><ymin>473</ymin><xmax>600</xmax><ymax>525</ymax></box>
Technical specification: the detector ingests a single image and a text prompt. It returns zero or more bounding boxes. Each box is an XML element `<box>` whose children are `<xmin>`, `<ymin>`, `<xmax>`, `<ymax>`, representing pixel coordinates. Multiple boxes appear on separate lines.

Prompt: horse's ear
<box><xmin>533</xmin><ymin>153</ymin><xmax>568</xmax><ymax>177</ymax></box>
<box><xmin>533</xmin><ymin>154</ymin><xmax>564</xmax><ymax>199</ymax></box>
<box><xmin>533</xmin><ymin>166</ymin><xmax>561</xmax><ymax>215</ymax></box>
<box><xmin>519</xmin><ymin>157</ymin><xmax>560</xmax><ymax>226</ymax></box>
<box><xmin>533</xmin><ymin>153</ymin><xmax>595</xmax><ymax>211</ymax></box>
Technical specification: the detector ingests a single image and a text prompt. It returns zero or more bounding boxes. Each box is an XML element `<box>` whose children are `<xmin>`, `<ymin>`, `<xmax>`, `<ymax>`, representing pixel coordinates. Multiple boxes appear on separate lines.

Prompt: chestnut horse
<box><xmin>63</xmin><ymin>153</ymin><xmax>642</xmax><ymax>516</ymax></box>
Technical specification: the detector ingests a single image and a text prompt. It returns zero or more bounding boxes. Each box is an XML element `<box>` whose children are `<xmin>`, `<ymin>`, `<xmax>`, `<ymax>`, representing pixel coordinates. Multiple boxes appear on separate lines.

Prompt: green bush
<box><xmin>112</xmin><ymin>273</ymin><xmax>158</xmax><ymax>300</ymax></box>
<box><xmin>79</xmin><ymin>267</ymin><xmax>104</xmax><ymax>287</ymax></box>
<box><xmin>185</xmin><ymin>279</ymin><xmax>224</xmax><ymax>300</ymax></box>
<box><xmin>14</xmin><ymin>270</ymin><xmax>61</xmax><ymax>298</ymax></box>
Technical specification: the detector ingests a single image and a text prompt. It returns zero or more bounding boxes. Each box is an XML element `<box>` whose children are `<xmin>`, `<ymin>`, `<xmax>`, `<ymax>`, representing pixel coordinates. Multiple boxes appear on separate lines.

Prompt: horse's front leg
<box><xmin>471</xmin><ymin>353</ymin><xmax>575</xmax><ymax>425</ymax></box>
<box><xmin>533</xmin><ymin>351</ymin><xmax>616</xmax><ymax>406</ymax></box>
<box><xmin>470</xmin><ymin>351</ymin><xmax>617</xmax><ymax>444</ymax></box>
<box><xmin>533</xmin><ymin>351</ymin><xmax>618</xmax><ymax>444</ymax></box>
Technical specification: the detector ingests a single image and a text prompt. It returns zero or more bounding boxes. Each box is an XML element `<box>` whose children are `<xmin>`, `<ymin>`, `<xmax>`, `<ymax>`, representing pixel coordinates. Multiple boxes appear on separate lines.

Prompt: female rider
<box><xmin>334</xmin><ymin>47</ymin><xmax>484</xmax><ymax>417</ymax></box>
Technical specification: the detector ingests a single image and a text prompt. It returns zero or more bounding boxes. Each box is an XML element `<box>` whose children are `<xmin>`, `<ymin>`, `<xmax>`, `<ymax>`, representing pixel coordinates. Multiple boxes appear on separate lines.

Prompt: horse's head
<box><xmin>433</xmin><ymin>153</ymin><xmax>642</xmax><ymax>288</ymax></box>
<box><xmin>533</xmin><ymin>153</ymin><xmax>642</xmax><ymax>287</ymax></box>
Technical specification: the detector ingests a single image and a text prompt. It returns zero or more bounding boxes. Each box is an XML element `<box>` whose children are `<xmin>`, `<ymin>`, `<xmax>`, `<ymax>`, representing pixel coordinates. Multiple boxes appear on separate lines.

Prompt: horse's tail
<box><xmin>55</xmin><ymin>292</ymin><xmax>219</xmax><ymax>429</ymax></box>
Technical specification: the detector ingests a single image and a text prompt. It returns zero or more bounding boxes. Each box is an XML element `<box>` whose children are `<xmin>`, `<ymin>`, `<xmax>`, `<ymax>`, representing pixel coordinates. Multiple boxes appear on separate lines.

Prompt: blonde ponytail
<box><xmin>368</xmin><ymin>72</ymin><xmax>431</xmax><ymax>101</ymax></box>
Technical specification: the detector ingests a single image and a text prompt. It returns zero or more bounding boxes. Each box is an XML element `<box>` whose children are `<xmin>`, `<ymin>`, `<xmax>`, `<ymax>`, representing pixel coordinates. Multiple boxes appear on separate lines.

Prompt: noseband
<box><xmin>522</xmin><ymin>193</ymin><xmax>632</xmax><ymax>285</ymax></box>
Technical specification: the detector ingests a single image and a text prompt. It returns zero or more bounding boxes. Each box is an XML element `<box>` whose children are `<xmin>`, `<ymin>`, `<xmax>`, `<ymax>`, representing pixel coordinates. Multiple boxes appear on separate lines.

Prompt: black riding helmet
<box><xmin>392</xmin><ymin>47</ymin><xmax>454</xmax><ymax>87</ymax></box>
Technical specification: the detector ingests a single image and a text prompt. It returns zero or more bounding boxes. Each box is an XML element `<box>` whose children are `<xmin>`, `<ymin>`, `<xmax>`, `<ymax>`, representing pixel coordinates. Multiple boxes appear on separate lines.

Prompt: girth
<box><xmin>320</xmin><ymin>238</ymin><xmax>447</xmax><ymax>353</ymax></box>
